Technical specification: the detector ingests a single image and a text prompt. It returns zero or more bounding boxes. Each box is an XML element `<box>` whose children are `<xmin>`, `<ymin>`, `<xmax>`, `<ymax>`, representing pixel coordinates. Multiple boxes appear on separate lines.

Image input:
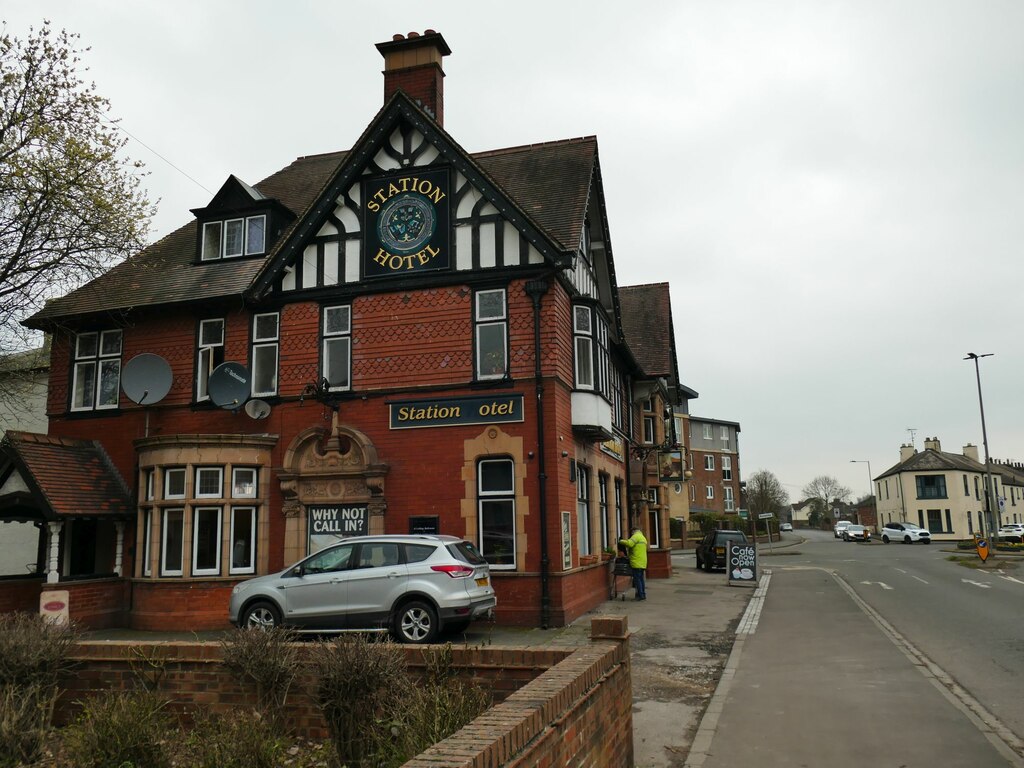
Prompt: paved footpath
<box><xmin>686</xmin><ymin>568</ymin><xmax>1024</xmax><ymax>768</ymax></box>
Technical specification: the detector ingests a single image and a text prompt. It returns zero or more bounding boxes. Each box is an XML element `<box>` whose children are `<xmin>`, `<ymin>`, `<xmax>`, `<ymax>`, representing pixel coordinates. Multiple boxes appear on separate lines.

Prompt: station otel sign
<box><xmin>389</xmin><ymin>394</ymin><xmax>524</xmax><ymax>430</ymax></box>
<box><xmin>362</xmin><ymin>168</ymin><xmax>451</xmax><ymax>279</ymax></box>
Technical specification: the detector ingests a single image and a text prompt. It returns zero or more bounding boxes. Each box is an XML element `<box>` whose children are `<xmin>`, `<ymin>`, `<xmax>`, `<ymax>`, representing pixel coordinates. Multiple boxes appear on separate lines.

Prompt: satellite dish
<box><xmin>244</xmin><ymin>399</ymin><xmax>271</xmax><ymax>420</ymax></box>
<box><xmin>121</xmin><ymin>354</ymin><xmax>173</xmax><ymax>405</ymax></box>
<box><xmin>208</xmin><ymin>362</ymin><xmax>251</xmax><ymax>409</ymax></box>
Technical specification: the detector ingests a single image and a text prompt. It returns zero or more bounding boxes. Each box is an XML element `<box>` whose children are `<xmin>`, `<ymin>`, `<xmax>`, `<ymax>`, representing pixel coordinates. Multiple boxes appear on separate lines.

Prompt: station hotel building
<box><xmin>0</xmin><ymin>31</ymin><xmax>688</xmax><ymax>631</ymax></box>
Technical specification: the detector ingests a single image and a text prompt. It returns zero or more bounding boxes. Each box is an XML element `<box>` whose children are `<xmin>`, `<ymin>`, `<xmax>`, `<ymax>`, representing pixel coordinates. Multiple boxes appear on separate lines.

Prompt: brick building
<box><xmin>0</xmin><ymin>31</ymin><xmax>684</xmax><ymax>631</ymax></box>
<box><xmin>686</xmin><ymin>416</ymin><xmax>742</xmax><ymax>517</ymax></box>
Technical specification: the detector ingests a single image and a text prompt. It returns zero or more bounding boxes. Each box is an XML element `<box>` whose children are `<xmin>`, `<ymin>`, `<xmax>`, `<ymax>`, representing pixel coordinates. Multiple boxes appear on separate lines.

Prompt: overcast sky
<box><xmin>6</xmin><ymin>1</ymin><xmax>1023</xmax><ymax>500</ymax></box>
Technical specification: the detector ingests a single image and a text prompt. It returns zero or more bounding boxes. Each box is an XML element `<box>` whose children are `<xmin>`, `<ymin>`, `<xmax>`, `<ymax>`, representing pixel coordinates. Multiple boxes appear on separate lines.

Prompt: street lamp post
<box><xmin>850</xmin><ymin>460</ymin><xmax>875</xmax><ymax>532</ymax></box>
<box><xmin>964</xmin><ymin>353</ymin><xmax>998</xmax><ymax>540</ymax></box>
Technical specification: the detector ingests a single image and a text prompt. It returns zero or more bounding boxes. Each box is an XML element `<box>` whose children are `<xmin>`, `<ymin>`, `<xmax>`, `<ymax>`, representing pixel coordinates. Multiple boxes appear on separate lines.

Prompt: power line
<box><xmin>105</xmin><ymin>118</ymin><xmax>213</xmax><ymax>196</ymax></box>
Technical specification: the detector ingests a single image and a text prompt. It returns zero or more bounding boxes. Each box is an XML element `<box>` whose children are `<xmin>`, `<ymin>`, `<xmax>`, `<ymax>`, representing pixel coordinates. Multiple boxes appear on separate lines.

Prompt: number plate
<box><xmin>475</xmin><ymin>577</ymin><xmax>489</xmax><ymax>587</ymax></box>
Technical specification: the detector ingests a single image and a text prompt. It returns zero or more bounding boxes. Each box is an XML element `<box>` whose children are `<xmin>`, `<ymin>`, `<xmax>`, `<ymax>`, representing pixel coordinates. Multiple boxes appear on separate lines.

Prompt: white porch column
<box><xmin>46</xmin><ymin>521</ymin><xmax>63</xmax><ymax>584</ymax></box>
<box><xmin>114</xmin><ymin>521</ymin><xmax>125</xmax><ymax>576</ymax></box>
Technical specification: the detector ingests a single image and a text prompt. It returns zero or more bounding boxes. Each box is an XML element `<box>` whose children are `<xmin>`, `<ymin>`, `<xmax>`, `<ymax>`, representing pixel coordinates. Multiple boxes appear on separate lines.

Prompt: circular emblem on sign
<box><xmin>377</xmin><ymin>193</ymin><xmax>436</xmax><ymax>253</ymax></box>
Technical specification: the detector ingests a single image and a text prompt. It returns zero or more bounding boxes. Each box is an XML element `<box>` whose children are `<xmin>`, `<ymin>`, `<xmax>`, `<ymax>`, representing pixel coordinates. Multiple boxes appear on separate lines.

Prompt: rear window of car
<box><xmin>448</xmin><ymin>540</ymin><xmax>487</xmax><ymax>565</ymax></box>
<box><xmin>715</xmin><ymin>531</ymin><xmax>747</xmax><ymax>543</ymax></box>
<box><xmin>404</xmin><ymin>543</ymin><xmax>437</xmax><ymax>563</ymax></box>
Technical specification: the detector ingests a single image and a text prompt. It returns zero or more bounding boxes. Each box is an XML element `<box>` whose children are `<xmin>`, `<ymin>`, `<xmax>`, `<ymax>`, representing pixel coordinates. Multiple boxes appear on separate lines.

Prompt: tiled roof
<box><xmin>2</xmin><ymin>431</ymin><xmax>132</xmax><ymax>519</ymax></box>
<box><xmin>618</xmin><ymin>283</ymin><xmax>674</xmax><ymax>377</ymax></box>
<box><xmin>877</xmin><ymin>448</ymin><xmax>985</xmax><ymax>479</ymax></box>
<box><xmin>27</xmin><ymin>100</ymin><xmax>597</xmax><ymax>326</ymax></box>
<box><xmin>28</xmin><ymin>151</ymin><xmax>348</xmax><ymax>323</ymax></box>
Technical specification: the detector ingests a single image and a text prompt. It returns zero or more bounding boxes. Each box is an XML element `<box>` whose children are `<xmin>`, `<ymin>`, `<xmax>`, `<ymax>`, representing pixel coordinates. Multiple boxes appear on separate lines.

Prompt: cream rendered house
<box><xmin>875</xmin><ymin>437</ymin><xmax>998</xmax><ymax>541</ymax></box>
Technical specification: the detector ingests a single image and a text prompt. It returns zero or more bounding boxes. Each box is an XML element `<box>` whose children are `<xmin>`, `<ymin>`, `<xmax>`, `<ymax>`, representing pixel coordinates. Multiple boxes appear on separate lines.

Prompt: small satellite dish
<box><xmin>244</xmin><ymin>399</ymin><xmax>271</xmax><ymax>420</ymax></box>
<box><xmin>208</xmin><ymin>362</ymin><xmax>251</xmax><ymax>409</ymax></box>
<box><xmin>121</xmin><ymin>354</ymin><xmax>173</xmax><ymax>405</ymax></box>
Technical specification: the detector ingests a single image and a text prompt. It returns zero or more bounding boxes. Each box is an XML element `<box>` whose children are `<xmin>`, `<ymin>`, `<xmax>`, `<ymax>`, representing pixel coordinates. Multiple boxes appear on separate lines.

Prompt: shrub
<box><xmin>220</xmin><ymin>626</ymin><xmax>299</xmax><ymax>732</ymax></box>
<box><xmin>0</xmin><ymin>613</ymin><xmax>80</xmax><ymax>766</ymax></box>
<box><xmin>61</xmin><ymin>689</ymin><xmax>173</xmax><ymax>768</ymax></box>
<box><xmin>308</xmin><ymin>635</ymin><xmax>410</xmax><ymax>768</ymax></box>
<box><xmin>401</xmin><ymin>644</ymin><xmax>490</xmax><ymax>752</ymax></box>
<box><xmin>181</xmin><ymin>709</ymin><xmax>287</xmax><ymax>768</ymax></box>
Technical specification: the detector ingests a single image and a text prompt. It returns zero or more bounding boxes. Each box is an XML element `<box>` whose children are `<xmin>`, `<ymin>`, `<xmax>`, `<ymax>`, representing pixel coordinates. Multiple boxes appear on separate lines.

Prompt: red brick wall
<box><xmin>0</xmin><ymin>578</ymin><xmax>43</xmax><ymax>613</ymax></box>
<box><xmin>58</xmin><ymin>617</ymin><xmax>632</xmax><ymax>767</ymax></box>
<box><xmin>129</xmin><ymin>580</ymin><xmax>235</xmax><ymax>631</ymax></box>
<box><xmin>384</xmin><ymin>64</ymin><xmax>445</xmax><ymax>123</ymax></box>
<box><xmin>647</xmin><ymin>548</ymin><xmax>672</xmax><ymax>579</ymax></box>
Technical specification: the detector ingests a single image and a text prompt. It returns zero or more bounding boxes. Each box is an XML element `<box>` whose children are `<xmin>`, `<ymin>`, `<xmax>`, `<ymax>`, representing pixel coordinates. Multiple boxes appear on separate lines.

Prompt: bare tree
<box><xmin>0</xmin><ymin>21</ymin><xmax>153</xmax><ymax>364</ymax></box>
<box><xmin>746</xmin><ymin>469</ymin><xmax>789</xmax><ymax>519</ymax></box>
<box><xmin>802</xmin><ymin>475</ymin><xmax>851</xmax><ymax>526</ymax></box>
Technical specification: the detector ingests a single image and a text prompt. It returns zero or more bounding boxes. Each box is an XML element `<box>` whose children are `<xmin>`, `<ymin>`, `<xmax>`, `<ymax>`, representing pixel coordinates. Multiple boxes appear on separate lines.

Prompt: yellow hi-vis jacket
<box><xmin>618</xmin><ymin>530</ymin><xmax>648</xmax><ymax>569</ymax></box>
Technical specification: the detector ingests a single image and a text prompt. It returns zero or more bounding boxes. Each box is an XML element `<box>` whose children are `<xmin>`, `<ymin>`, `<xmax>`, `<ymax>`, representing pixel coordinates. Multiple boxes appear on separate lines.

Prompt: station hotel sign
<box><xmin>389</xmin><ymin>393</ymin><xmax>524</xmax><ymax>430</ymax></box>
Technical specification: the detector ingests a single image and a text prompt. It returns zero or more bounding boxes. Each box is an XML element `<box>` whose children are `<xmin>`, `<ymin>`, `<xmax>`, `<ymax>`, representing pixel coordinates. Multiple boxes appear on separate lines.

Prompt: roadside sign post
<box><xmin>759</xmin><ymin>512</ymin><xmax>775</xmax><ymax>553</ymax></box>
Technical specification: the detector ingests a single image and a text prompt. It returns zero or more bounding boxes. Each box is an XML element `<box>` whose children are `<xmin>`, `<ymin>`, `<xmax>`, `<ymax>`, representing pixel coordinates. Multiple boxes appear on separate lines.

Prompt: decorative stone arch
<box><xmin>460</xmin><ymin>425</ymin><xmax>529</xmax><ymax>571</ymax></box>
<box><xmin>278</xmin><ymin>413</ymin><xmax>389</xmax><ymax>563</ymax></box>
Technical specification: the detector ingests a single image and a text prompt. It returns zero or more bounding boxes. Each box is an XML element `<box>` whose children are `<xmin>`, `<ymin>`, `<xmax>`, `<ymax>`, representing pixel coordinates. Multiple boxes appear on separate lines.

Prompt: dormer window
<box><xmin>202</xmin><ymin>215</ymin><xmax>267</xmax><ymax>260</ymax></box>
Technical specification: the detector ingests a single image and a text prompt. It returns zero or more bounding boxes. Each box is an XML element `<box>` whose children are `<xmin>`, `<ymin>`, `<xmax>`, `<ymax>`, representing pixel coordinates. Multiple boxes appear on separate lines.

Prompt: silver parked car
<box><xmin>228</xmin><ymin>535</ymin><xmax>496</xmax><ymax>643</ymax></box>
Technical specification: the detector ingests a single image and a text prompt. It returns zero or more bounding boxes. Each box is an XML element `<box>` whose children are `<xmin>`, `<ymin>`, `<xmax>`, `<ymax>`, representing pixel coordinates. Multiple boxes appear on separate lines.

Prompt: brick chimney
<box><xmin>923</xmin><ymin>436</ymin><xmax>941</xmax><ymax>452</ymax></box>
<box><xmin>376</xmin><ymin>30</ymin><xmax>451</xmax><ymax>125</ymax></box>
<box><xmin>963</xmin><ymin>444</ymin><xmax>980</xmax><ymax>462</ymax></box>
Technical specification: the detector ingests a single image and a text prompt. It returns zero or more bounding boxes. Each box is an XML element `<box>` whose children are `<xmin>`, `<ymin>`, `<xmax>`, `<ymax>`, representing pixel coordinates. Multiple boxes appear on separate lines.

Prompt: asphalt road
<box><xmin>766</xmin><ymin>529</ymin><xmax>1024</xmax><ymax>743</ymax></box>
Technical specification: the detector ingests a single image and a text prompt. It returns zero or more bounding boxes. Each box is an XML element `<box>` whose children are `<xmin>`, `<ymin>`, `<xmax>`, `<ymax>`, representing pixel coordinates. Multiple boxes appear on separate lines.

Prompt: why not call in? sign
<box><xmin>307</xmin><ymin>505</ymin><xmax>368</xmax><ymax>554</ymax></box>
<box><xmin>727</xmin><ymin>542</ymin><xmax>757</xmax><ymax>587</ymax></box>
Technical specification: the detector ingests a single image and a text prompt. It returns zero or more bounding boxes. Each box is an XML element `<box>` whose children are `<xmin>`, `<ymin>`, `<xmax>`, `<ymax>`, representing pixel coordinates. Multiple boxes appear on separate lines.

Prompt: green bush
<box><xmin>0</xmin><ymin>613</ymin><xmax>81</xmax><ymax>766</ymax></box>
<box><xmin>61</xmin><ymin>689</ymin><xmax>173</xmax><ymax>768</ymax></box>
<box><xmin>309</xmin><ymin>635</ymin><xmax>410</xmax><ymax>767</ymax></box>
<box><xmin>220</xmin><ymin>626</ymin><xmax>299</xmax><ymax>733</ymax></box>
<box><xmin>181</xmin><ymin>709</ymin><xmax>287</xmax><ymax>768</ymax></box>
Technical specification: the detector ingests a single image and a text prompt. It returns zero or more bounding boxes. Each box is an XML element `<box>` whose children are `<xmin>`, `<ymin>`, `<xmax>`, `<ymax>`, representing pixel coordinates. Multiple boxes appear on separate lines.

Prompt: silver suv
<box><xmin>228</xmin><ymin>535</ymin><xmax>496</xmax><ymax>643</ymax></box>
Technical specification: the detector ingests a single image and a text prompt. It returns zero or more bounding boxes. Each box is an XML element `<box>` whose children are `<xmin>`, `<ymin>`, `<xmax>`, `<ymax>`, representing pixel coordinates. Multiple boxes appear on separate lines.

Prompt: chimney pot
<box><xmin>425</xmin><ymin>28</ymin><xmax>436</xmax><ymax>34</ymax></box>
<box><xmin>377</xmin><ymin>31</ymin><xmax>451</xmax><ymax>126</ymax></box>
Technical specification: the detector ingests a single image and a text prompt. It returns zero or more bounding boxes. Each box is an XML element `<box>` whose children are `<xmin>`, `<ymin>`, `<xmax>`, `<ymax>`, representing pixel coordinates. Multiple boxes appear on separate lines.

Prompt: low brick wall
<box><xmin>57</xmin><ymin>616</ymin><xmax>633</xmax><ymax>766</ymax></box>
<box><xmin>0</xmin><ymin>576</ymin><xmax>43</xmax><ymax>613</ymax></box>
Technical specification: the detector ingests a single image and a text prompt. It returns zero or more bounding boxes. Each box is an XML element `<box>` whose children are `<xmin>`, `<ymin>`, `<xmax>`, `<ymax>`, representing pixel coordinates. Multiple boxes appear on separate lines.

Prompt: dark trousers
<box><xmin>631</xmin><ymin>567</ymin><xmax>646</xmax><ymax>598</ymax></box>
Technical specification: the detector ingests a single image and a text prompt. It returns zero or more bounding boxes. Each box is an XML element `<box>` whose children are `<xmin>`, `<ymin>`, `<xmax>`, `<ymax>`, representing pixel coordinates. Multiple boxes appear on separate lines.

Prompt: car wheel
<box><xmin>702</xmin><ymin>557</ymin><xmax>712</xmax><ymax>572</ymax></box>
<box><xmin>695</xmin><ymin>554</ymin><xmax>703</xmax><ymax>570</ymax></box>
<box><xmin>904</xmin><ymin>535</ymin><xmax>912</xmax><ymax>544</ymax></box>
<box><xmin>241</xmin><ymin>601</ymin><xmax>281</xmax><ymax>630</ymax></box>
<box><xmin>882</xmin><ymin>535</ymin><xmax>890</xmax><ymax>543</ymax></box>
<box><xmin>923</xmin><ymin>539</ymin><xmax>931</xmax><ymax>545</ymax></box>
<box><xmin>394</xmin><ymin>600</ymin><xmax>439</xmax><ymax>644</ymax></box>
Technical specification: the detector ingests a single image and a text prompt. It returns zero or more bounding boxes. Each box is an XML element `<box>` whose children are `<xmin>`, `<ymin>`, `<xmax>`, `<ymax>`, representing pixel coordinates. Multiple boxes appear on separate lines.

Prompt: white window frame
<box><xmin>706</xmin><ymin>485</ymin><xmax>715</xmax><ymax>500</ymax></box>
<box><xmin>251</xmin><ymin>312</ymin><xmax>279</xmax><ymax>397</ymax></box>
<box><xmin>322</xmin><ymin>305</ymin><xmax>352</xmax><ymax>391</ymax></box>
<box><xmin>144</xmin><ymin>469</ymin><xmax>154</xmax><ymax>501</ymax></box>
<box><xmin>478</xmin><ymin>457</ymin><xmax>516</xmax><ymax>570</ymax></box>
<box><xmin>230</xmin><ymin>506</ymin><xmax>257</xmax><ymax>575</ymax></box>
<box><xmin>141</xmin><ymin>508</ymin><xmax>152</xmax><ymax>577</ymax></box>
<box><xmin>192</xmin><ymin>506</ymin><xmax>222</xmax><ymax>576</ymax></box>
<box><xmin>720</xmin><ymin>426</ymin><xmax>729</xmax><ymax>441</ymax></box>
<box><xmin>722</xmin><ymin>456</ymin><xmax>732</xmax><ymax>481</ymax></box>
<box><xmin>197</xmin><ymin>319</ymin><xmax>225</xmax><ymax>402</ymax></box>
<box><xmin>245</xmin><ymin>215</ymin><xmax>266</xmax><ymax>255</ymax></box>
<box><xmin>573</xmin><ymin>305</ymin><xmax>594</xmax><ymax>390</ymax></box>
<box><xmin>195</xmin><ymin>467</ymin><xmax>223</xmax><ymax>499</ymax></box>
<box><xmin>643</xmin><ymin>416</ymin><xmax>655</xmax><ymax>444</ymax></box>
<box><xmin>223</xmin><ymin>218</ymin><xmax>245</xmax><ymax>257</ymax></box>
<box><xmin>474</xmin><ymin>289</ymin><xmax>508</xmax><ymax>381</ymax></box>
<box><xmin>71</xmin><ymin>330</ymin><xmax>122</xmax><ymax>412</ymax></box>
<box><xmin>161</xmin><ymin>508</ymin><xmax>185</xmax><ymax>576</ymax></box>
<box><xmin>164</xmin><ymin>468</ymin><xmax>186</xmax><ymax>500</ymax></box>
<box><xmin>232</xmin><ymin>468</ymin><xmax>258</xmax><ymax>499</ymax></box>
<box><xmin>201</xmin><ymin>221</ymin><xmax>223</xmax><ymax>261</ymax></box>
<box><xmin>703</xmin><ymin>424</ymin><xmax>713</xmax><ymax>440</ymax></box>
<box><xmin>576</xmin><ymin>464</ymin><xmax>591</xmax><ymax>556</ymax></box>
<box><xmin>705</xmin><ymin>455</ymin><xmax>715</xmax><ymax>471</ymax></box>
<box><xmin>724</xmin><ymin>486</ymin><xmax>735</xmax><ymax>512</ymax></box>
<box><xmin>599</xmin><ymin>474</ymin><xmax>609</xmax><ymax>551</ymax></box>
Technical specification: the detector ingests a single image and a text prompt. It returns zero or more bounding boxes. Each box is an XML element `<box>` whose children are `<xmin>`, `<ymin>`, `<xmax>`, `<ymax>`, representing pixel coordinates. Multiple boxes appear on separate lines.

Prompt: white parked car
<box><xmin>834</xmin><ymin>521</ymin><xmax>853</xmax><ymax>539</ymax></box>
<box><xmin>880</xmin><ymin>521</ymin><xmax>931</xmax><ymax>544</ymax></box>
<box><xmin>780</xmin><ymin>522</ymin><xmax>793</xmax><ymax>532</ymax></box>
<box><xmin>996</xmin><ymin>524</ymin><xmax>1024</xmax><ymax>542</ymax></box>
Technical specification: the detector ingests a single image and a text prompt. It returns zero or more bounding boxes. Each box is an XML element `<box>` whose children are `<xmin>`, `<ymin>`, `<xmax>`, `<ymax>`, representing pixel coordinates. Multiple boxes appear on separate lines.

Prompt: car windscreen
<box><xmin>448</xmin><ymin>540</ymin><xmax>487</xmax><ymax>565</ymax></box>
<box><xmin>716</xmin><ymin>532</ymin><xmax>747</xmax><ymax>542</ymax></box>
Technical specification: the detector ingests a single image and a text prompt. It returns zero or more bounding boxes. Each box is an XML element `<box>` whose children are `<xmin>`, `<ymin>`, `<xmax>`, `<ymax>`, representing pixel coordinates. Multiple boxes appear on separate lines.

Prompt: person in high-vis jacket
<box><xmin>618</xmin><ymin>526</ymin><xmax>648</xmax><ymax>600</ymax></box>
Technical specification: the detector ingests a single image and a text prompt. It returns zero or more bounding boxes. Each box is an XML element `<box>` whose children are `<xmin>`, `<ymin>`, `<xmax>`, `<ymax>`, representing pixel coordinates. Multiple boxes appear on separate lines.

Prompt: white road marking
<box><xmin>861</xmin><ymin>581</ymin><xmax>893</xmax><ymax>590</ymax></box>
<box><xmin>999</xmin><ymin>574</ymin><xmax>1024</xmax><ymax>586</ymax></box>
<box><xmin>736</xmin><ymin>571</ymin><xmax>771</xmax><ymax>635</ymax></box>
<box><xmin>895</xmin><ymin>568</ymin><xmax>908</xmax><ymax>574</ymax></box>
<box><xmin>912</xmin><ymin>575</ymin><xmax>929</xmax><ymax>584</ymax></box>
<box><xmin>962</xmin><ymin>578</ymin><xmax>992</xmax><ymax>589</ymax></box>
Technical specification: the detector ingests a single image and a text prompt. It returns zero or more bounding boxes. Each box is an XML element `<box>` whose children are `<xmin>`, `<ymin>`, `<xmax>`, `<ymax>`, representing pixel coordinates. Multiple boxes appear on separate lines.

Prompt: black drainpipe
<box><xmin>525</xmin><ymin>277</ymin><xmax>551</xmax><ymax>629</ymax></box>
